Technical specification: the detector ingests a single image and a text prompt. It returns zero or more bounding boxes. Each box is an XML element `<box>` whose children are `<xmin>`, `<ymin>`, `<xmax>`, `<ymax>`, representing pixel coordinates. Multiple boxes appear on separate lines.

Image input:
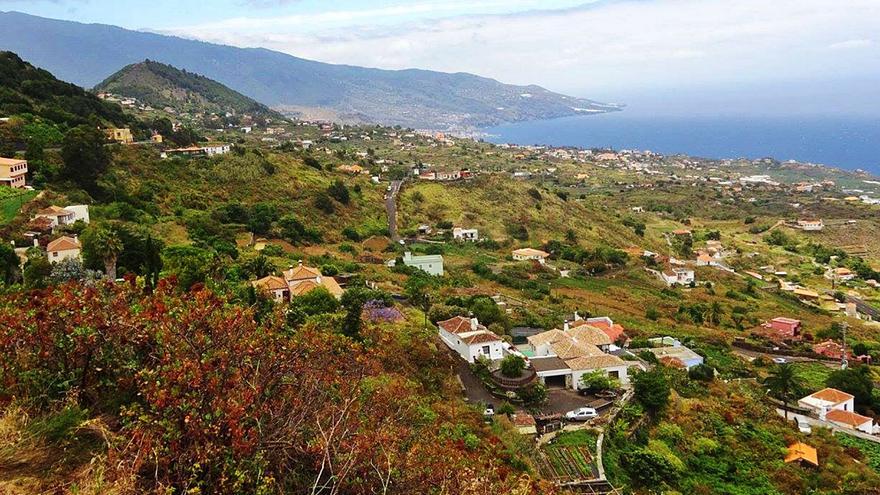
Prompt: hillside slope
<box><xmin>95</xmin><ymin>60</ymin><xmax>285</xmax><ymax>121</ymax></box>
<box><xmin>0</xmin><ymin>51</ymin><xmax>129</xmax><ymax>128</ymax></box>
<box><xmin>0</xmin><ymin>11</ymin><xmax>620</xmax><ymax>129</ymax></box>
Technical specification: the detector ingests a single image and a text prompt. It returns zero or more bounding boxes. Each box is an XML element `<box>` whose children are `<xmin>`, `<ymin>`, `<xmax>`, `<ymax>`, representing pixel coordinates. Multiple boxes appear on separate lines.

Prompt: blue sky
<box><xmin>4</xmin><ymin>0</ymin><xmax>879</xmax><ymax>115</ymax></box>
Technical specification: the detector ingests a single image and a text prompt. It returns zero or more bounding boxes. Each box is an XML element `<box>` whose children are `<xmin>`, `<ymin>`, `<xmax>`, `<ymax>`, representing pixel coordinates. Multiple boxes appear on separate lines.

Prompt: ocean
<box><xmin>483</xmin><ymin>113</ymin><xmax>880</xmax><ymax>176</ymax></box>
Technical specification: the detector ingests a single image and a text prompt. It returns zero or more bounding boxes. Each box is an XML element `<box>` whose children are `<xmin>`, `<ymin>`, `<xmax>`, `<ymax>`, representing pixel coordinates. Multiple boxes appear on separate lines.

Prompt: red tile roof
<box><xmin>826</xmin><ymin>409</ymin><xmax>872</xmax><ymax>427</ymax></box>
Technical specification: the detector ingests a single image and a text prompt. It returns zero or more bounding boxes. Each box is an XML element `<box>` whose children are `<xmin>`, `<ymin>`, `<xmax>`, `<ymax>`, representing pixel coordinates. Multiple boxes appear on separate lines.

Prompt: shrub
<box><xmin>687</xmin><ymin>363</ymin><xmax>715</xmax><ymax>382</ymax></box>
<box><xmin>580</xmin><ymin>370</ymin><xmax>618</xmax><ymax>392</ymax></box>
<box><xmin>500</xmin><ymin>355</ymin><xmax>526</xmax><ymax>378</ymax></box>
<box><xmin>633</xmin><ymin>369</ymin><xmax>670</xmax><ymax>414</ymax></box>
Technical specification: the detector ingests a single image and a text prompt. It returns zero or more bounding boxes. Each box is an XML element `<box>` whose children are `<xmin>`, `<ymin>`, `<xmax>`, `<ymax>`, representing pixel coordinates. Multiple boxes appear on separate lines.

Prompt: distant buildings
<box><xmin>0</xmin><ymin>157</ymin><xmax>27</xmax><ymax>188</ymax></box>
<box><xmin>796</xmin><ymin>219</ymin><xmax>824</xmax><ymax>231</ymax></box>
<box><xmin>105</xmin><ymin>128</ymin><xmax>134</xmax><ymax>144</ymax></box>
<box><xmin>767</xmin><ymin>317</ymin><xmax>802</xmax><ymax>339</ymax></box>
<box><xmin>403</xmin><ymin>252</ymin><xmax>444</xmax><ymax>276</ymax></box>
<box><xmin>164</xmin><ymin>143</ymin><xmax>232</xmax><ymax>158</ymax></box>
<box><xmin>452</xmin><ymin>227</ymin><xmax>479</xmax><ymax>242</ymax></box>
<box><xmin>251</xmin><ymin>261</ymin><xmax>344</xmax><ymax>303</ymax></box>
<box><xmin>645</xmin><ymin>338</ymin><xmax>704</xmax><ymax>369</ymax></box>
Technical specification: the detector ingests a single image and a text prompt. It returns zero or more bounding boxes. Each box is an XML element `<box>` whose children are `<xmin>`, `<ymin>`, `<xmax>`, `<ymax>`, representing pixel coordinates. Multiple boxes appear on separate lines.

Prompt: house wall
<box><xmin>49</xmin><ymin>248</ymin><xmax>80</xmax><ymax>263</ymax></box>
<box><xmin>570</xmin><ymin>365</ymin><xmax>630</xmax><ymax>389</ymax></box>
<box><xmin>468</xmin><ymin>341</ymin><xmax>504</xmax><ymax>362</ymax></box>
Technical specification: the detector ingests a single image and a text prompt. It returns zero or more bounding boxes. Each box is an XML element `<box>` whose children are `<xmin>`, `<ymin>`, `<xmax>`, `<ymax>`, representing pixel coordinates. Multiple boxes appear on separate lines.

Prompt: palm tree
<box><xmin>94</xmin><ymin>227</ymin><xmax>123</xmax><ymax>281</ymax></box>
<box><xmin>764</xmin><ymin>364</ymin><xmax>803</xmax><ymax>420</ymax></box>
<box><xmin>703</xmin><ymin>301</ymin><xmax>723</xmax><ymax>326</ymax></box>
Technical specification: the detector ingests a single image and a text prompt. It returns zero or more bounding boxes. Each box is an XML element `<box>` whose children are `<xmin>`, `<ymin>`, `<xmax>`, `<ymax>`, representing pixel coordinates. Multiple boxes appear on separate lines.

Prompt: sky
<box><xmin>4</xmin><ymin>0</ymin><xmax>880</xmax><ymax>116</ymax></box>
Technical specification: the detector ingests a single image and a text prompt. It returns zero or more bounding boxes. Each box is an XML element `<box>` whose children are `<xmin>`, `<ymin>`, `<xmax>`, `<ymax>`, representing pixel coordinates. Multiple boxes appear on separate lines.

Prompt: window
<box><xmin>482</xmin><ymin>345</ymin><xmax>490</xmax><ymax>355</ymax></box>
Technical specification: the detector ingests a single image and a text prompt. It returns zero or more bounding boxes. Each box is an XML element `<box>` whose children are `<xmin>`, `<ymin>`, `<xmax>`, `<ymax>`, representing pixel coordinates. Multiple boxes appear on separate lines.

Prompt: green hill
<box><xmin>95</xmin><ymin>60</ymin><xmax>284</xmax><ymax>122</ymax></box>
<box><xmin>0</xmin><ymin>51</ymin><xmax>130</xmax><ymax>128</ymax></box>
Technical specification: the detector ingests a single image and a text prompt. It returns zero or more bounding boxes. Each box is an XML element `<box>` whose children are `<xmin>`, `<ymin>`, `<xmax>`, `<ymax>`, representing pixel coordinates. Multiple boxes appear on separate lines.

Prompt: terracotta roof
<box><xmin>806</xmin><ymin>388</ymin><xmax>854</xmax><ymax>405</ymax></box>
<box><xmin>284</xmin><ymin>263</ymin><xmax>323</xmax><ymax>281</ymax></box>
<box><xmin>550</xmin><ymin>339</ymin><xmax>601</xmax><ymax>360</ymax></box>
<box><xmin>526</xmin><ymin>329</ymin><xmax>568</xmax><ymax>347</ymax></box>
<box><xmin>46</xmin><ymin>236</ymin><xmax>80</xmax><ymax>252</ymax></box>
<box><xmin>784</xmin><ymin>442</ymin><xmax>818</xmax><ymax>466</ymax></box>
<box><xmin>252</xmin><ymin>275</ymin><xmax>289</xmax><ymax>292</ymax></box>
<box><xmin>438</xmin><ymin>316</ymin><xmax>481</xmax><ymax>335</ymax></box>
<box><xmin>565</xmin><ymin>354</ymin><xmax>626</xmax><ymax>371</ymax></box>
<box><xmin>290</xmin><ymin>280</ymin><xmax>319</xmax><ymax>296</ymax></box>
<box><xmin>584</xmin><ymin>319</ymin><xmax>626</xmax><ymax>342</ymax></box>
<box><xmin>319</xmin><ymin>276</ymin><xmax>344</xmax><ymax>298</ymax></box>
<box><xmin>826</xmin><ymin>409</ymin><xmax>873</xmax><ymax>427</ymax></box>
<box><xmin>36</xmin><ymin>205</ymin><xmax>73</xmax><ymax>216</ymax></box>
<box><xmin>567</xmin><ymin>324</ymin><xmax>613</xmax><ymax>346</ymax></box>
<box><xmin>511</xmin><ymin>413</ymin><xmax>536</xmax><ymax>427</ymax></box>
<box><xmin>461</xmin><ymin>331</ymin><xmax>502</xmax><ymax>345</ymax></box>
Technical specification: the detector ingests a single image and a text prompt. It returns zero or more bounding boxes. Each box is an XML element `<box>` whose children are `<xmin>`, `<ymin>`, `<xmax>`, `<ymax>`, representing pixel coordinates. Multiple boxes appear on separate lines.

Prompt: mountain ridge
<box><xmin>94</xmin><ymin>59</ymin><xmax>285</xmax><ymax>121</ymax></box>
<box><xmin>0</xmin><ymin>10</ymin><xmax>621</xmax><ymax>129</ymax></box>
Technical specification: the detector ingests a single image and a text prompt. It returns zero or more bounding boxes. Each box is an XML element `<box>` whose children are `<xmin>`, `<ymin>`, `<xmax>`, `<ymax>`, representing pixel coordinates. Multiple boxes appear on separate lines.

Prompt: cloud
<box><xmin>163</xmin><ymin>0</ymin><xmax>880</xmax><ymax>96</ymax></box>
<box><xmin>828</xmin><ymin>38</ymin><xmax>874</xmax><ymax>50</ymax></box>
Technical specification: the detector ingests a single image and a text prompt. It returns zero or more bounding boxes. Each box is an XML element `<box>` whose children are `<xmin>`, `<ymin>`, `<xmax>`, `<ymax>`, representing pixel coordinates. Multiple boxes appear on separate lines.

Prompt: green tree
<box><xmin>763</xmin><ymin>364</ymin><xmax>804</xmax><ymax>420</ymax></box>
<box><xmin>499</xmin><ymin>355</ymin><xmax>526</xmax><ymax>378</ymax></box>
<box><xmin>0</xmin><ymin>243</ymin><xmax>21</xmax><ymax>285</ymax></box>
<box><xmin>580</xmin><ymin>370</ymin><xmax>618</xmax><ymax>392</ymax></box>
<box><xmin>22</xmin><ymin>248</ymin><xmax>51</xmax><ymax>289</ymax></box>
<box><xmin>94</xmin><ymin>226</ymin><xmax>123</xmax><ymax>280</ymax></box>
<box><xmin>61</xmin><ymin>125</ymin><xmax>111</xmax><ymax>194</ymax></box>
<box><xmin>826</xmin><ymin>366</ymin><xmax>874</xmax><ymax>410</ymax></box>
<box><xmin>327</xmin><ymin>180</ymin><xmax>350</xmax><ymax>204</ymax></box>
<box><xmin>291</xmin><ymin>287</ymin><xmax>341</xmax><ymax>318</ymax></box>
<box><xmin>702</xmin><ymin>301</ymin><xmax>723</xmax><ymax>327</ymax></box>
<box><xmin>141</xmin><ymin>235</ymin><xmax>163</xmax><ymax>294</ymax></box>
<box><xmin>687</xmin><ymin>363</ymin><xmax>715</xmax><ymax>382</ymax></box>
<box><xmin>633</xmin><ymin>369</ymin><xmax>671</xmax><ymax>415</ymax></box>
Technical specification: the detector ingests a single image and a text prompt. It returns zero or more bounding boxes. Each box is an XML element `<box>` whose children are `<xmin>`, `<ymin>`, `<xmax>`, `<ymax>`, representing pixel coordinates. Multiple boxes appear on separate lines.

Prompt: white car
<box><xmin>772</xmin><ymin>357</ymin><xmax>787</xmax><ymax>364</ymax></box>
<box><xmin>483</xmin><ymin>404</ymin><xmax>495</xmax><ymax>417</ymax></box>
<box><xmin>565</xmin><ymin>407</ymin><xmax>598</xmax><ymax>421</ymax></box>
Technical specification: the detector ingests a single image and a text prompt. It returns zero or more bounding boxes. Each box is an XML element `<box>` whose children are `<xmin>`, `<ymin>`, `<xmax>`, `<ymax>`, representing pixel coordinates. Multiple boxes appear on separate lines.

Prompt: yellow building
<box><xmin>151</xmin><ymin>133</ymin><xmax>163</xmax><ymax>144</ymax></box>
<box><xmin>0</xmin><ymin>157</ymin><xmax>28</xmax><ymax>188</ymax></box>
<box><xmin>105</xmin><ymin>128</ymin><xmax>134</xmax><ymax>144</ymax></box>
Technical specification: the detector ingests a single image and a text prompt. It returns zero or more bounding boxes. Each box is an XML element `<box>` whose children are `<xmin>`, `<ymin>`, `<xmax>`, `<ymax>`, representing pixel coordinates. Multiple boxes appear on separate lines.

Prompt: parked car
<box><xmin>565</xmin><ymin>407</ymin><xmax>598</xmax><ymax>421</ymax></box>
<box><xmin>483</xmin><ymin>403</ymin><xmax>495</xmax><ymax>417</ymax></box>
<box><xmin>796</xmin><ymin>417</ymin><xmax>812</xmax><ymax>435</ymax></box>
<box><xmin>772</xmin><ymin>357</ymin><xmax>787</xmax><ymax>364</ymax></box>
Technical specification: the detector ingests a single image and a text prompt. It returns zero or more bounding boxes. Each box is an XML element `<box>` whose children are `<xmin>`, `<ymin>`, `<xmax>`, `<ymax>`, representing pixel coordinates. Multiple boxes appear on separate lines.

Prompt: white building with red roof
<box><xmin>437</xmin><ymin>316</ymin><xmax>504</xmax><ymax>363</ymax></box>
<box><xmin>798</xmin><ymin>388</ymin><xmax>855</xmax><ymax>420</ymax></box>
<box><xmin>46</xmin><ymin>235</ymin><xmax>81</xmax><ymax>263</ymax></box>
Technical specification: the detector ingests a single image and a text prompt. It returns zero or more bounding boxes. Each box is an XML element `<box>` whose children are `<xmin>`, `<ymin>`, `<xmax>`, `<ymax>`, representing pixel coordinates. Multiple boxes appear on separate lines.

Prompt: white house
<box><xmin>203</xmin><ymin>143</ymin><xmax>232</xmax><ymax>156</ymax></box>
<box><xmin>34</xmin><ymin>205</ymin><xmax>90</xmax><ymax>229</ymax></box>
<box><xmin>825</xmin><ymin>409</ymin><xmax>874</xmax><ymax>434</ymax></box>
<box><xmin>796</xmin><ymin>219</ymin><xmax>824</xmax><ymax>231</ymax></box>
<box><xmin>453</xmin><ymin>227</ymin><xmax>479</xmax><ymax>242</ymax></box>
<box><xmin>659</xmin><ymin>267</ymin><xmax>695</xmax><ymax>286</ymax></box>
<box><xmin>512</xmin><ymin>248</ymin><xmax>550</xmax><ymax>264</ymax></box>
<box><xmin>46</xmin><ymin>235</ymin><xmax>81</xmax><ymax>263</ymax></box>
<box><xmin>825</xmin><ymin>267</ymin><xmax>856</xmax><ymax>282</ymax></box>
<box><xmin>798</xmin><ymin>388</ymin><xmax>855</xmax><ymax>420</ymax></box>
<box><xmin>437</xmin><ymin>316</ymin><xmax>504</xmax><ymax>363</ymax></box>
<box><xmin>403</xmin><ymin>252</ymin><xmax>444</xmax><ymax>276</ymax></box>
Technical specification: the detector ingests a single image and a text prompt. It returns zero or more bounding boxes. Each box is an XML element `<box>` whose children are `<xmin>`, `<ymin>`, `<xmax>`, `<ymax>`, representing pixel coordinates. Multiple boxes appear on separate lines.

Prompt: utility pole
<box><xmin>840</xmin><ymin>322</ymin><xmax>848</xmax><ymax>369</ymax></box>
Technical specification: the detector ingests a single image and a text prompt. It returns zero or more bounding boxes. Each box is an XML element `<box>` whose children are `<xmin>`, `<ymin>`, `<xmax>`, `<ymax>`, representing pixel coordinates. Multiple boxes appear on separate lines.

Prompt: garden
<box><xmin>535</xmin><ymin>429</ymin><xmax>599</xmax><ymax>483</ymax></box>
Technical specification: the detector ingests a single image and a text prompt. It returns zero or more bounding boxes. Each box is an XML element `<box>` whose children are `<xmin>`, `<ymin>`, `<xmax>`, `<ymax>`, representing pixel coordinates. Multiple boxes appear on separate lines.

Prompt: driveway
<box><xmin>449</xmin><ymin>349</ymin><xmax>495</xmax><ymax>405</ymax></box>
<box><xmin>385</xmin><ymin>180</ymin><xmax>403</xmax><ymax>242</ymax></box>
<box><xmin>776</xmin><ymin>408</ymin><xmax>880</xmax><ymax>444</ymax></box>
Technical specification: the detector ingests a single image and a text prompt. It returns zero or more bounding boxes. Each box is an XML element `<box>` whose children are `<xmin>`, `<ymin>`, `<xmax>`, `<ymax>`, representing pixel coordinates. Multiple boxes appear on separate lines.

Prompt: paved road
<box><xmin>776</xmin><ymin>408</ymin><xmax>880</xmax><ymax>444</ymax></box>
<box><xmin>385</xmin><ymin>180</ymin><xmax>403</xmax><ymax>242</ymax></box>
<box><xmin>733</xmin><ymin>347</ymin><xmax>841</xmax><ymax>369</ymax></box>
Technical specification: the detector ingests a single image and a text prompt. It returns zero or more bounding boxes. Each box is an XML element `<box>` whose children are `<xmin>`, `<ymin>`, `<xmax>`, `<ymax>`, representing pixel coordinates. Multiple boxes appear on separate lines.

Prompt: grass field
<box><xmin>836</xmin><ymin>433</ymin><xmax>880</xmax><ymax>472</ymax></box>
<box><xmin>0</xmin><ymin>189</ymin><xmax>37</xmax><ymax>225</ymax></box>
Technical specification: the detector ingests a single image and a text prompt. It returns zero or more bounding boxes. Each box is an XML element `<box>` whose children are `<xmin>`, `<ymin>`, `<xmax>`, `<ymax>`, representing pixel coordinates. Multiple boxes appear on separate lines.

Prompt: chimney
<box><xmin>470</xmin><ymin>317</ymin><xmax>479</xmax><ymax>331</ymax></box>
<box><xmin>563</xmin><ymin>320</ymin><xmax>570</xmax><ymax>332</ymax></box>
<box><xmin>574</xmin><ymin>311</ymin><xmax>581</xmax><ymax>321</ymax></box>
<box><xmin>33</xmin><ymin>238</ymin><xmax>39</xmax><ymax>247</ymax></box>
<box><xmin>298</xmin><ymin>260</ymin><xmax>303</xmax><ymax>266</ymax></box>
